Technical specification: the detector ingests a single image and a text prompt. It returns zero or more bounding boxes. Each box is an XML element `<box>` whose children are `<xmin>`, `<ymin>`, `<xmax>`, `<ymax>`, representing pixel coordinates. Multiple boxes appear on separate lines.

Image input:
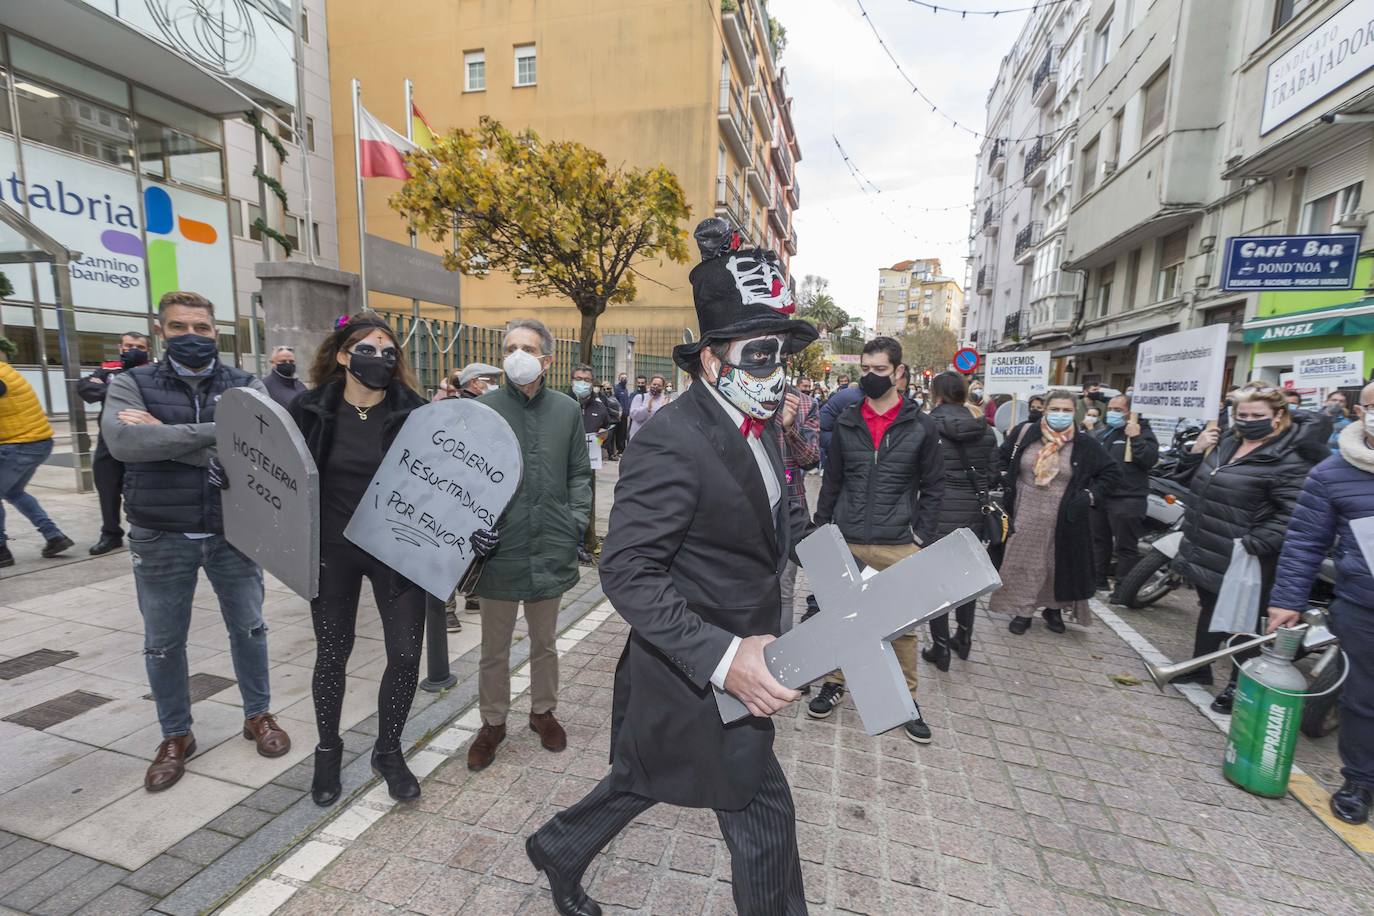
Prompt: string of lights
<box><xmin>906</xmin><ymin>0</ymin><xmax>1075</xmax><ymax>17</ymax></box>
<box><xmin>831</xmin><ymin>136</ymin><xmax>973</xmax><ymax>211</ymax></box>
<box><xmin>831</xmin><ymin>144</ymin><xmax>972</xmax><ymax>252</ymax></box>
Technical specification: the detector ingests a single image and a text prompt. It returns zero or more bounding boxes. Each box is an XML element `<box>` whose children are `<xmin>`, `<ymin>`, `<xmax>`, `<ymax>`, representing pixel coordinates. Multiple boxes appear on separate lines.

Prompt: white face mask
<box><xmin>1363</xmin><ymin>412</ymin><xmax>1374</xmax><ymax>435</ymax></box>
<box><xmin>712</xmin><ymin>334</ymin><xmax>785</xmax><ymax>420</ymax></box>
<box><xmin>503</xmin><ymin>349</ymin><xmax>544</xmax><ymax>386</ymax></box>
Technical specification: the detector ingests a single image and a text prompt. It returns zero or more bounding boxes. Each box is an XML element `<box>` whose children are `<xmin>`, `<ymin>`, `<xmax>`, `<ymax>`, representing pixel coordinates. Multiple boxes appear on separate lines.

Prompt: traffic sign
<box><xmin>953</xmin><ymin>348</ymin><xmax>979</xmax><ymax>375</ymax></box>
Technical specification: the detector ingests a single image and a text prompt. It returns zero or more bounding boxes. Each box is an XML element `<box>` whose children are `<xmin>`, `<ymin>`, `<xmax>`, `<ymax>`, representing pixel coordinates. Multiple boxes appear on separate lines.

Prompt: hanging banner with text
<box><xmin>1133</xmin><ymin>325</ymin><xmax>1230</xmax><ymax>421</ymax></box>
<box><xmin>1294</xmin><ymin>351</ymin><xmax>1366</xmax><ymax>389</ymax></box>
<box><xmin>983</xmin><ymin>351</ymin><xmax>1050</xmax><ymax>397</ymax></box>
<box><xmin>345</xmin><ymin>399</ymin><xmax>523</xmax><ymax>600</ymax></box>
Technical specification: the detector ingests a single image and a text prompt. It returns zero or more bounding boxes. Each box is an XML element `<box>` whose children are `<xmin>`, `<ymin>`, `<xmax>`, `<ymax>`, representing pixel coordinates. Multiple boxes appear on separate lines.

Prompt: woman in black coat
<box><xmin>922</xmin><ymin>372</ymin><xmax>999</xmax><ymax>669</ymax></box>
<box><xmin>1171</xmin><ymin>384</ymin><xmax>1313</xmax><ymax>711</ymax></box>
<box><xmin>990</xmin><ymin>390</ymin><xmax>1122</xmax><ymax>634</ymax></box>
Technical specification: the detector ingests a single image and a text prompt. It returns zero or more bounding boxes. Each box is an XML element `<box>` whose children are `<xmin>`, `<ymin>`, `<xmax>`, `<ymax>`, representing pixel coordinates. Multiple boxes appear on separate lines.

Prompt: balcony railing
<box><xmin>1032</xmin><ymin>47</ymin><xmax>1059</xmax><ymax>106</ymax></box>
<box><xmin>1004</xmin><ymin>311</ymin><xmax>1023</xmax><ymax>339</ymax></box>
<box><xmin>976</xmin><ymin>265</ymin><xmax>995</xmax><ymax>292</ymax></box>
<box><xmin>982</xmin><ymin>205</ymin><xmax>998</xmax><ymax>236</ymax></box>
<box><xmin>988</xmin><ymin>138</ymin><xmax>1007</xmax><ymax>177</ymax></box>
<box><xmin>721</xmin><ymin>3</ymin><xmax>757</xmax><ymax>87</ymax></box>
<box><xmin>715</xmin><ymin>175</ymin><xmax>746</xmax><ymax>229</ymax></box>
<box><xmin>718</xmin><ymin>80</ymin><xmax>750</xmax><ymax>162</ymax></box>
<box><xmin>1013</xmin><ymin>222</ymin><xmax>1042</xmax><ymax>262</ymax></box>
<box><xmin>785</xmin><ymin>226</ymin><xmax>798</xmax><ymax>255</ymax></box>
<box><xmin>786</xmin><ymin>172</ymin><xmax>799</xmax><ymax>208</ymax></box>
<box><xmin>1023</xmin><ymin>138</ymin><xmax>1045</xmax><ymax>185</ymax></box>
<box><xmin>750</xmin><ymin>86</ymin><xmax>774</xmax><ymax>140</ymax></box>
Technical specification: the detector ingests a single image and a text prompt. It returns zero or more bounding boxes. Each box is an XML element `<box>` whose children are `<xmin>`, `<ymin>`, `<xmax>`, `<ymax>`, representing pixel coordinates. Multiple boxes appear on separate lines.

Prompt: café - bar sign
<box><xmin>1263</xmin><ymin>0</ymin><xmax>1374</xmax><ymax>135</ymax></box>
<box><xmin>1221</xmin><ymin>233</ymin><xmax>1361</xmax><ymax>291</ymax></box>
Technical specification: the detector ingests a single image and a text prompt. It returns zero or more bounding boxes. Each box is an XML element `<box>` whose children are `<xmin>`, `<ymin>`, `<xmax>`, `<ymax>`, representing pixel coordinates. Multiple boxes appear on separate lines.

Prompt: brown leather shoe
<box><xmin>145</xmin><ymin>734</ymin><xmax>196</xmax><ymax>792</ymax></box>
<box><xmin>243</xmin><ymin>712</ymin><xmax>291</xmax><ymax>758</ymax></box>
<box><xmin>529</xmin><ymin>711</ymin><xmax>567</xmax><ymax>752</ymax></box>
<box><xmin>467</xmin><ymin>722</ymin><xmax>506</xmax><ymax>771</ymax></box>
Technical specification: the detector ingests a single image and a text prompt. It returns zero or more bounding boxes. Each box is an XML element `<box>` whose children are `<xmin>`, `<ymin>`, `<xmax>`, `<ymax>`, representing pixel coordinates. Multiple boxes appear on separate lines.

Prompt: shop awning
<box><xmin>1241</xmin><ymin>300</ymin><xmax>1374</xmax><ymax>343</ymax></box>
<box><xmin>1051</xmin><ymin>333</ymin><xmax>1142</xmax><ymax>358</ymax></box>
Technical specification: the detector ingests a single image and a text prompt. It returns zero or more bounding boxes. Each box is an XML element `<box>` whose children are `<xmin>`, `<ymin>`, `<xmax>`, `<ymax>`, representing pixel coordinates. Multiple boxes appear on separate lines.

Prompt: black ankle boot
<box><xmin>312</xmin><ymin>744</ymin><xmax>343</xmax><ymax>807</ymax></box>
<box><xmin>1008</xmin><ymin>616</ymin><xmax>1032</xmax><ymax>635</ymax></box>
<box><xmin>921</xmin><ymin>639</ymin><xmax>951</xmax><ymax>672</ymax></box>
<box><xmin>371</xmin><ymin>748</ymin><xmax>420</xmax><ymax>801</ymax></box>
<box><xmin>951</xmin><ymin>626</ymin><xmax>972</xmax><ymax>660</ymax></box>
<box><xmin>1042</xmin><ymin>607</ymin><xmax>1066</xmax><ymax>634</ymax></box>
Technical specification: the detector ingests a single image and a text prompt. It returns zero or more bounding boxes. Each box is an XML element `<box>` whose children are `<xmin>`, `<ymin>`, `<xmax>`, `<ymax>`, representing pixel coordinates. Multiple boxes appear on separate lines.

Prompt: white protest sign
<box><xmin>1132</xmin><ymin>325</ymin><xmax>1229</xmax><ymax>422</ymax></box>
<box><xmin>586</xmin><ymin>433</ymin><xmax>603</xmax><ymax>470</ymax></box>
<box><xmin>983</xmin><ymin>351</ymin><xmax>1050</xmax><ymax>397</ymax></box>
<box><xmin>345</xmin><ymin>399</ymin><xmax>523</xmax><ymax>600</ymax></box>
<box><xmin>1294</xmin><ymin>351</ymin><xmax>1365</xmax><ymax>389</ymax></box>
<box><xmin>215</xmin><ymin>388</ymin><xmax>320</xmax><ymax>600</ymax></box>
<box><xmin>1350</xmin><ymin>516</ymin><xmax>1374</xmax><ymax>578</ymax></box>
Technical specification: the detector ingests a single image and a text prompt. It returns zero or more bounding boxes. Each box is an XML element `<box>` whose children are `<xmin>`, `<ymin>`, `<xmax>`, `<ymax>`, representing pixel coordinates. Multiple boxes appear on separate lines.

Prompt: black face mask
<box><xmin>859</xmin><ymin>372</ymin><xmax>894</xmax><ymax>400</ymax></box>
<box><xmin>1089</xmin><ymin>390</ymin><xmax>1107</xmax><ymax>402</ymax></box>
<box><xmin>348</xmin><ymin>353</ymin><xmax>394</xmax><ymax>390</ymax></box>
<box><xmin>120</xmin><ymin>348</ymin><xmax>149</xmax><ymax>370</ymax></box>
<box><xmin>637</xmin><ymin>384</ymin><xmax>647</xmax><ymax>393</ymax></box>
<box><xmin>275</xmin><ymin>362</ymin><xmax>297</xmax><ymax>379</ymax></box>
<box><xmin>1236</xmin><ymin>418</ymin><xmax>1275</xmax><ymax>441</ymax></box>
<box><xmin>1028</xmin><ymin>409</ymin><xmax>1044</xmax><ymax>424</ymax></box>
<box><xmin>165</xmin><ymin>333</ymin><xmax>218</xmax><ymax>369</ymax></box>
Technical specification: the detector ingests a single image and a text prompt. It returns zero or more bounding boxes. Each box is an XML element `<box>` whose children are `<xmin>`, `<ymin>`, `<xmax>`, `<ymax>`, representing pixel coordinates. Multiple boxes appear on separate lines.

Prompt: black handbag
<box><xmin>954</xmin><ymin>440</ymin><xmax>1010</xmax><ymax>547</ymax></box>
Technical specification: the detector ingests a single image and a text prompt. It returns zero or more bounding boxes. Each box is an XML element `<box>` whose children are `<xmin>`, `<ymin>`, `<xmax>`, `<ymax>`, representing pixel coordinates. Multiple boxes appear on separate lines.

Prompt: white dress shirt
<box><xmin>701</xmin><ymin>382</ymin><xmax>782</xmax><ymax>689</ymax></box>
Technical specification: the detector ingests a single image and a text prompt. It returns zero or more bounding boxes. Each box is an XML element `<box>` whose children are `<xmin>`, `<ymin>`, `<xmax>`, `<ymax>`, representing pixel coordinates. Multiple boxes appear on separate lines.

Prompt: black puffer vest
<box><xmin>122</xmin><ymin>360</ymin><xmax>255</xmax><ymax>533</ymax></box>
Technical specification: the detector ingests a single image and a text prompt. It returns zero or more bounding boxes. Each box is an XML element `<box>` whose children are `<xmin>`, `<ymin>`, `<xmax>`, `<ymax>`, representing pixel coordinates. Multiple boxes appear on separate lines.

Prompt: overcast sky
<box><xmin>774</xmin><ymin>0</ymin><xmax>1026</xmax><ymax>328</ymax></box>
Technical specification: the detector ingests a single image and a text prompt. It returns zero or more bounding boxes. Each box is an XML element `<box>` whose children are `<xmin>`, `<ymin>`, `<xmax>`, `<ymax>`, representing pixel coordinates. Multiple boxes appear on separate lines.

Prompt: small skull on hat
<box><xmin>725</xmin><ymin>250</ymin><xmax>795</xmax><ymax>315</ymax></box>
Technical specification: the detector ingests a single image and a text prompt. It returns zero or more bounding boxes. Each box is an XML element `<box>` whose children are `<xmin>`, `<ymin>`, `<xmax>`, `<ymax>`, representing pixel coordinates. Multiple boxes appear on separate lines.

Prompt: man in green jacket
<box><xmin>468</xmin><ymin>319</ymin><xmax>594</xmax><ymax>771</ymax></box>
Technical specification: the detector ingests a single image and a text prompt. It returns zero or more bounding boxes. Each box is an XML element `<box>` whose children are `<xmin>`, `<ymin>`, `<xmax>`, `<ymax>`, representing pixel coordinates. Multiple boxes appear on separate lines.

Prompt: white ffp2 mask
<box><xmin>503</xmin><ymin>349</ymin><xmax>543</xmax><ymax>386</ymax></box>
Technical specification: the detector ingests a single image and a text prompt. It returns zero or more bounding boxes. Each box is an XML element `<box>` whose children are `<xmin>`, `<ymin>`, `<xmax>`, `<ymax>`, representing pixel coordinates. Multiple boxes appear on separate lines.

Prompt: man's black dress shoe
<box><xmin>526</xmin><ymin>834</ymin><xmax>601</xmax><ymax>916</ymax></box>
<box><xmin>1330</xmin><ymin>781</ymin><xmax>1372</xmax><ymax>825</ymax></box>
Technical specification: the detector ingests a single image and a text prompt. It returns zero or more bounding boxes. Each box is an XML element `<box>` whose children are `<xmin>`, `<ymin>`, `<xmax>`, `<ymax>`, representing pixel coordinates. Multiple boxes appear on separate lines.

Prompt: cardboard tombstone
<box><xmin>714</xmin><ymin>525</ymin><xmax>1002</xmax><ymax>735</ymax></box>
<box><xmin>345</xmin><ymin>398</ymin><xmax>522</xmax><ymax>600</ymax></box>
<box><xmin>215</xmin><ymin>388</ymin><xmax>321</xmax><ymax>600</ymax></box>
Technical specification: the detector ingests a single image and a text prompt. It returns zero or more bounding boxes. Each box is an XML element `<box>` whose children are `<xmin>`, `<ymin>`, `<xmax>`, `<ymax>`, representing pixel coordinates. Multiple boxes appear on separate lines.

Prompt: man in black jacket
<box><xmin>77</xmin><ymin>331</ymin><xmax>150</xmax><ymax>555</ymax></box>
<box><xmin>527</xmin><ymin>221</ymin><xmax>816</xmax><ymax>916</ymax></box>
<box><xmin>1092</xmin><ymin>395</ymin><xmax>1159</xmax><ymax>602</ymax></box>
<box><xmin>809</xmin><ymin>336</ymin><xmax>945</xmax><ymax>742</ymax></box>
<box><xmin>102</xmin><ymin>291</ymin><xmax>290</xmax><ymax>792</ymax></box>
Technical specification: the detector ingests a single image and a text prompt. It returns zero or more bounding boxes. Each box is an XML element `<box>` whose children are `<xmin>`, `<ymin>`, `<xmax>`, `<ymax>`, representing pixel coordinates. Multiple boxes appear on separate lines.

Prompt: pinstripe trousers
<box><xmin>533</xmin><ymin>753</ymin><xmax>807</xmax><ymax>915</ymax></box>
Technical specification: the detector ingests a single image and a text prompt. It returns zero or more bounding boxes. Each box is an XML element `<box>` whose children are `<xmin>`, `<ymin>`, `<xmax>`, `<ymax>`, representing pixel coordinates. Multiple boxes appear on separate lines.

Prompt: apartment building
<box><xmin>0</xmin><ymin>0</ymin><xmax>332</xmax><ymax>414</ymax></box>
<box><xmin>324</xmin><ymin>0</ymin><xmax>803</xmax><ymax>340</ymax></box>
<box><xmin>904</xmin><ymin>275</ymin><xmax>964</xmax><ymax>335</ymax></box>
<box><xmin>967</xmin><ymin>0</ymin><xmax>1089</xmax><ymax>357</ymax></box>
<box><xmin>876</xmin><ymin>258</ymin><xmax>943</xmax><ymax>335</ymax></box>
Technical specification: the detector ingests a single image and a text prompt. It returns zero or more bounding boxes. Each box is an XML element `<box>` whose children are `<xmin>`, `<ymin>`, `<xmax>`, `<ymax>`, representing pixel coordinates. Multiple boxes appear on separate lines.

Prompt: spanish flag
<box><xmin>411</xmin><ymin>102</ymin><xmax>436</xmax><ymax>150</ymax></box>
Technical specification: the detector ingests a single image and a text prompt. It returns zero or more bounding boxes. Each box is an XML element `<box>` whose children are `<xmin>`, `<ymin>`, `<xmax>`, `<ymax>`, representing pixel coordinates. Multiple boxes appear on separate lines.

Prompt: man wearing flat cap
<box><xmin>526</xmin><ymin>219</ymin><xmax>815</xmax><ymax>915</ymax></box>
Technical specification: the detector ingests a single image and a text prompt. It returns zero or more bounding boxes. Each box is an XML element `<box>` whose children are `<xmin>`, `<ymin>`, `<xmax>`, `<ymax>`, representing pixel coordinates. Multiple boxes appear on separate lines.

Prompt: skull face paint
<box><xmin>713</xmin><ymin>335</ymin><xmax>785</xmax><ymax>420</ymax></box>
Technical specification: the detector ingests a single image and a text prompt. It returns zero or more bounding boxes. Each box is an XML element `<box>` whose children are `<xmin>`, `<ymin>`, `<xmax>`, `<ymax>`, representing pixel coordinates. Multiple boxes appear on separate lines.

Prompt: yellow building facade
<box><xmin>323</xmin><ymin>0</ymin><xmax>801</xmax><ymax>352</ymax></box>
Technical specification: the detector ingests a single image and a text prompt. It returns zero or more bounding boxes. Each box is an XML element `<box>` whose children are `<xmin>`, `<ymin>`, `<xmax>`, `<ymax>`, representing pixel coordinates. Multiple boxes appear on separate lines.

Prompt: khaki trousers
<box><xmin>478</xmin><ymin>596</ymin><xmax>562</xmax><ymax>726</ymax></box>
<box><xmin>825</xmin><ymin>542</ymin><xmax>920</xmax><ymax>696</ymax></box>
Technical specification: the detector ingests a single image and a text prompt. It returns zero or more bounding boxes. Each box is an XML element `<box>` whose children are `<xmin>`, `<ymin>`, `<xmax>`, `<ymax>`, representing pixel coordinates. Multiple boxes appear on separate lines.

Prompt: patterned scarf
<box><xmin>1033</xmin><ymin>421</ymin><xmax>1074</xmax><ymax>486</ymax></box>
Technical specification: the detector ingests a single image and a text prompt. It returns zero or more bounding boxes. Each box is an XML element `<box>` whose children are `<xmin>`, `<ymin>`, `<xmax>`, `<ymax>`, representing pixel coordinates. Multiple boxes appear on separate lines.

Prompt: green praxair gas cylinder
<box><xmin>1223</xmin><ymin>626</ymin><xmax>1308</xmax><ymax>798</ymax></box>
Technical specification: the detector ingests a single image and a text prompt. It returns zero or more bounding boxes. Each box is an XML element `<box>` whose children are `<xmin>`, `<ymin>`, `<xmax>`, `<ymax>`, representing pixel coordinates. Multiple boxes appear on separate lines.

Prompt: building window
<box><xmin>514</xmin><ymin>45</ymin><xmax>537</xmax><ymax>87</ymax></box>
<box><xmin>1303</xmin><ymin>182</ymin><xmax>1363</xmax><ymax>233</ymax></box>
<box><xmin>300</xmin><ymin>8</ymin><xmax>309</xmax><ymax>43</ymax></box>
<box><xmin>13</xmin><ymin>76</ymin><xmax>134</xmax><ymax>169</ymax></box>
<box><xmin>232</xmin><ymin>200</ymin><xmax>264</xmax><ymax>241</ymax></box>
<box><xmin>1123</xmin><ymin>249</ymin><xmax>1141</xmax><ymax>311</ymax></box>
<box><xmin>1141</xmin><ymin>64</ymin><xmax>1169</xmax><ymax>143</ymax></box>
<box><xmin>312</xmin><ymin>221</ymin><xmax>322</xmax><ymax>255</ymax></box>
<box><xmin>1156</xmin><ymin>229</ymin><xmax>1188</xmax><ymax>300</ymax></box>
<box><xmin>1080</xmin><ymin>135</ymin><xmax>1100</xmax><ymax>198</ymax></box>
<box><xmin>464</xmin><ymin>51</ymin><xmax>486</xmax><ymax>92</ymax></box>
<box><xmin>1093</xmin><ymin>7</ymin><xmax>1115</xmax><ymax>74</ymax></box>
<box><xmin>306</xmin><ymin>116</ymin><xmax>316</xmax><ymax>152</ymax></box>
<box><xmin>285</xmin><ymin>215</ymin><xmax>303</xmax><ymax>252</ymax></box>
<box><xmin>1096</xmin><ymin>262</ymin><xmax>1114</xmax><ymax>318</ymax></box>
<box><xmin>1274</xmin><ymin>0</ymin><xmax>1315</xmax><ymax>31</ymax></box>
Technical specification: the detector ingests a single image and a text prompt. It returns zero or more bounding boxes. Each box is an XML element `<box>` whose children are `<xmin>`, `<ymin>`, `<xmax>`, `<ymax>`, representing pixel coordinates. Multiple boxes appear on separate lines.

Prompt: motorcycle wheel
<box><xmin>1116</xmin><ymin>549</ymin><xmax>1175</xmax><ymax>609</ymax></box>
<box><xmin>1300</xmin><ymin>664</ymin><xmax>1342</xmax><ymax>739</ymax></box>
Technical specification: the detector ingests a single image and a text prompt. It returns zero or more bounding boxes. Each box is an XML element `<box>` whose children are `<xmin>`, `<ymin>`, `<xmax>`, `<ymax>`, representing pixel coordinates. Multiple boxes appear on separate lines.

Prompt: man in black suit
<box><xmin>526</xmin><ymin>220</ymin><xmax>818</xmax><ymax>916</ymax></box>
<box><xmin>77</xmin><ymin>330</ymin><xmax>150</xmax><ymax>555</ymax></box>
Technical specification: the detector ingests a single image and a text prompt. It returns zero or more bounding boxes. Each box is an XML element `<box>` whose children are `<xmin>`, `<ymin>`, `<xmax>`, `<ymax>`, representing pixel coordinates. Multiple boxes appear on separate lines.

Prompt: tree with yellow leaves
<box><xmin>391</xmin><ymin>117</ymin><xmax>692</xmax><ymax>362</ymax></box>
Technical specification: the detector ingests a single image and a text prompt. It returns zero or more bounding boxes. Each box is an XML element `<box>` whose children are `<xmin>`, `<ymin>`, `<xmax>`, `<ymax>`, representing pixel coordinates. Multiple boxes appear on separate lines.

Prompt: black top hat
<box><xmin>673</xmin><ymin>218</ymin><xmax>818</xmax><ymax>370</ymax></box>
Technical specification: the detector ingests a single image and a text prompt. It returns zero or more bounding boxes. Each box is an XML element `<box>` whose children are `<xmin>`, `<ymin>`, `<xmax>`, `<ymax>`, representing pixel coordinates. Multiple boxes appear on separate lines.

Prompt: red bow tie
<box><xmin>740</xmin><ymin>417</ymin><xmax>767</xmax><ymax>438</ymax></box>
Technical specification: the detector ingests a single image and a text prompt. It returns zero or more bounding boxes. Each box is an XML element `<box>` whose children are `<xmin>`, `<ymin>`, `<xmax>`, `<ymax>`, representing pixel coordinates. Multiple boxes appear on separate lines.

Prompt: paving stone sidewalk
<box><xmin>272</xmin><ymin>581</ymin><xmax>1374</xmax><ymax>915</ymax></box>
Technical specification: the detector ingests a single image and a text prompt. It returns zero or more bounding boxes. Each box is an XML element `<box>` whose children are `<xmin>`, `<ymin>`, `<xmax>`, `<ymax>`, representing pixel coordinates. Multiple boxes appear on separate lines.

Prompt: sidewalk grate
<box><xmin>0</xmin><ymin>649</ymin><xmax>79</xmax><ymax>680</ymax></box>
<box><xmin>142</xmin><ymin>672</ymin><xmax>237</xmax><ymax>704</ymax></box>
<box><xmin>4</xmin><ymin>689</ymin><xmax>112</xmax><ymax>730</ymax></box>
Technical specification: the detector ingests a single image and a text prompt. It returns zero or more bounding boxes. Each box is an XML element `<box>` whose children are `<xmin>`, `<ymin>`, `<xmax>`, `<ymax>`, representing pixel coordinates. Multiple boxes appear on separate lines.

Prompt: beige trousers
<box><xmin>825</xmin><ymin>542</ymin><xmax>920</xmax><ymax>695</ymax></box>
<box><xmin>478</xmin><ymin>596</ymin><xmax>562</xmax><ymax>726</ymax></box>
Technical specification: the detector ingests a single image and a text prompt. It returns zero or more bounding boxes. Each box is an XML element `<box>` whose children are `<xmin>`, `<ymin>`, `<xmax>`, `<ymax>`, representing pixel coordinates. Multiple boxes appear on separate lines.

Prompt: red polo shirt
<box><xmin>860</xmin><ymin>398</ymin><xmax>902</xmax><ymax>449</ymax></box>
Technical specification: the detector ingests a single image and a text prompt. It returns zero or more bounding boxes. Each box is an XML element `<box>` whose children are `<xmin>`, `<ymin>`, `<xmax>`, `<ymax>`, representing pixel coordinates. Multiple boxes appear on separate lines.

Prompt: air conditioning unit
<box><xmin>1102</xmin><ymin>160</ymin><xmax>1119</xmax><ymax>177</ymax></box>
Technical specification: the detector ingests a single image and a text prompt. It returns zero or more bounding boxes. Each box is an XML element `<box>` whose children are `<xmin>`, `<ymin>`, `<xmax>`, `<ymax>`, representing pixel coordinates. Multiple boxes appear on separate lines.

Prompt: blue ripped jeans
<box><xmin>0</xmin><ymin>439</ymin><xmax>63</xmax><ymax>547</ymax></box>
<box><xmin>129</xmin><ymin>525</ymin><xmax>270</xmax><ymax>737</ymax></box>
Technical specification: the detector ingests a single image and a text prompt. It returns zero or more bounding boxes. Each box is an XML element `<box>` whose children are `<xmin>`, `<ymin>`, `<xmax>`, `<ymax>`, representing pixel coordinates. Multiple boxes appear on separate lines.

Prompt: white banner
<box><xmin>983</xmin><ymin>351</ymin><xmax>1050</xmax><ymax>397</ymax></box>
<box><xmin>1262</xmin><ymin>0</ymin><xmax>1374</xmax><ymax>135</ymax></box>
<box><xmin>1294</xmin><ymin>351</ymin><xmax>1365</xmax><ymax>388</ymax></box>
<box><xmin>1133</xmin><ymin>325</ymin><xmax>1230</xmax><ymax>421</ymax></box>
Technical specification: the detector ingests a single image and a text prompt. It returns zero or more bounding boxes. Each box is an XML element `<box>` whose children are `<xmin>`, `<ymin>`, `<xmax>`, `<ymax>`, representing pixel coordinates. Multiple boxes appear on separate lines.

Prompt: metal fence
<box><xmin>551</xmin><ymin>324</ymin><xmax>685</xmax><ymax>386</ymax></box>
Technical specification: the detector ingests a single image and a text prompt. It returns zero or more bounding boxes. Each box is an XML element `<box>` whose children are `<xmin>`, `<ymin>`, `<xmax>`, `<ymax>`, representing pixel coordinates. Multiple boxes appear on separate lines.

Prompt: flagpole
<box><xmin>404</xmin><ymin>78</ymin><xmax>421</xmax><ymax>340</ymax></box>
<box><xmin>352</xmin><ymin>78</ymin><xmax>369</xmax><ymax>311</ymax></box>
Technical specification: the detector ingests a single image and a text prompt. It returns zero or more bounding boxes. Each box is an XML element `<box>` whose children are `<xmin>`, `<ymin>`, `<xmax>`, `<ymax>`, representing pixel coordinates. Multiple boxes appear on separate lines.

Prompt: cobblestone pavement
<box><xmin>269</xmin><ymin>578</ymin><xmax>1374</xmax><ymax>915</ymax></box>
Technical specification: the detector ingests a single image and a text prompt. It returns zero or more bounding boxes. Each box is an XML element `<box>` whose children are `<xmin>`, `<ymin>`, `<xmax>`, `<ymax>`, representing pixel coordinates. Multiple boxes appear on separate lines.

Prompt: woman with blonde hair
<box><xmin>1170</xmin><ymin>384</ymin><xmax>1314</xmax><ymax>711</ymax></box>
<box><xmin>992</xmin><ymin>390</ymin><xmax>1121</xmax><ymax>634</ymax></box>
